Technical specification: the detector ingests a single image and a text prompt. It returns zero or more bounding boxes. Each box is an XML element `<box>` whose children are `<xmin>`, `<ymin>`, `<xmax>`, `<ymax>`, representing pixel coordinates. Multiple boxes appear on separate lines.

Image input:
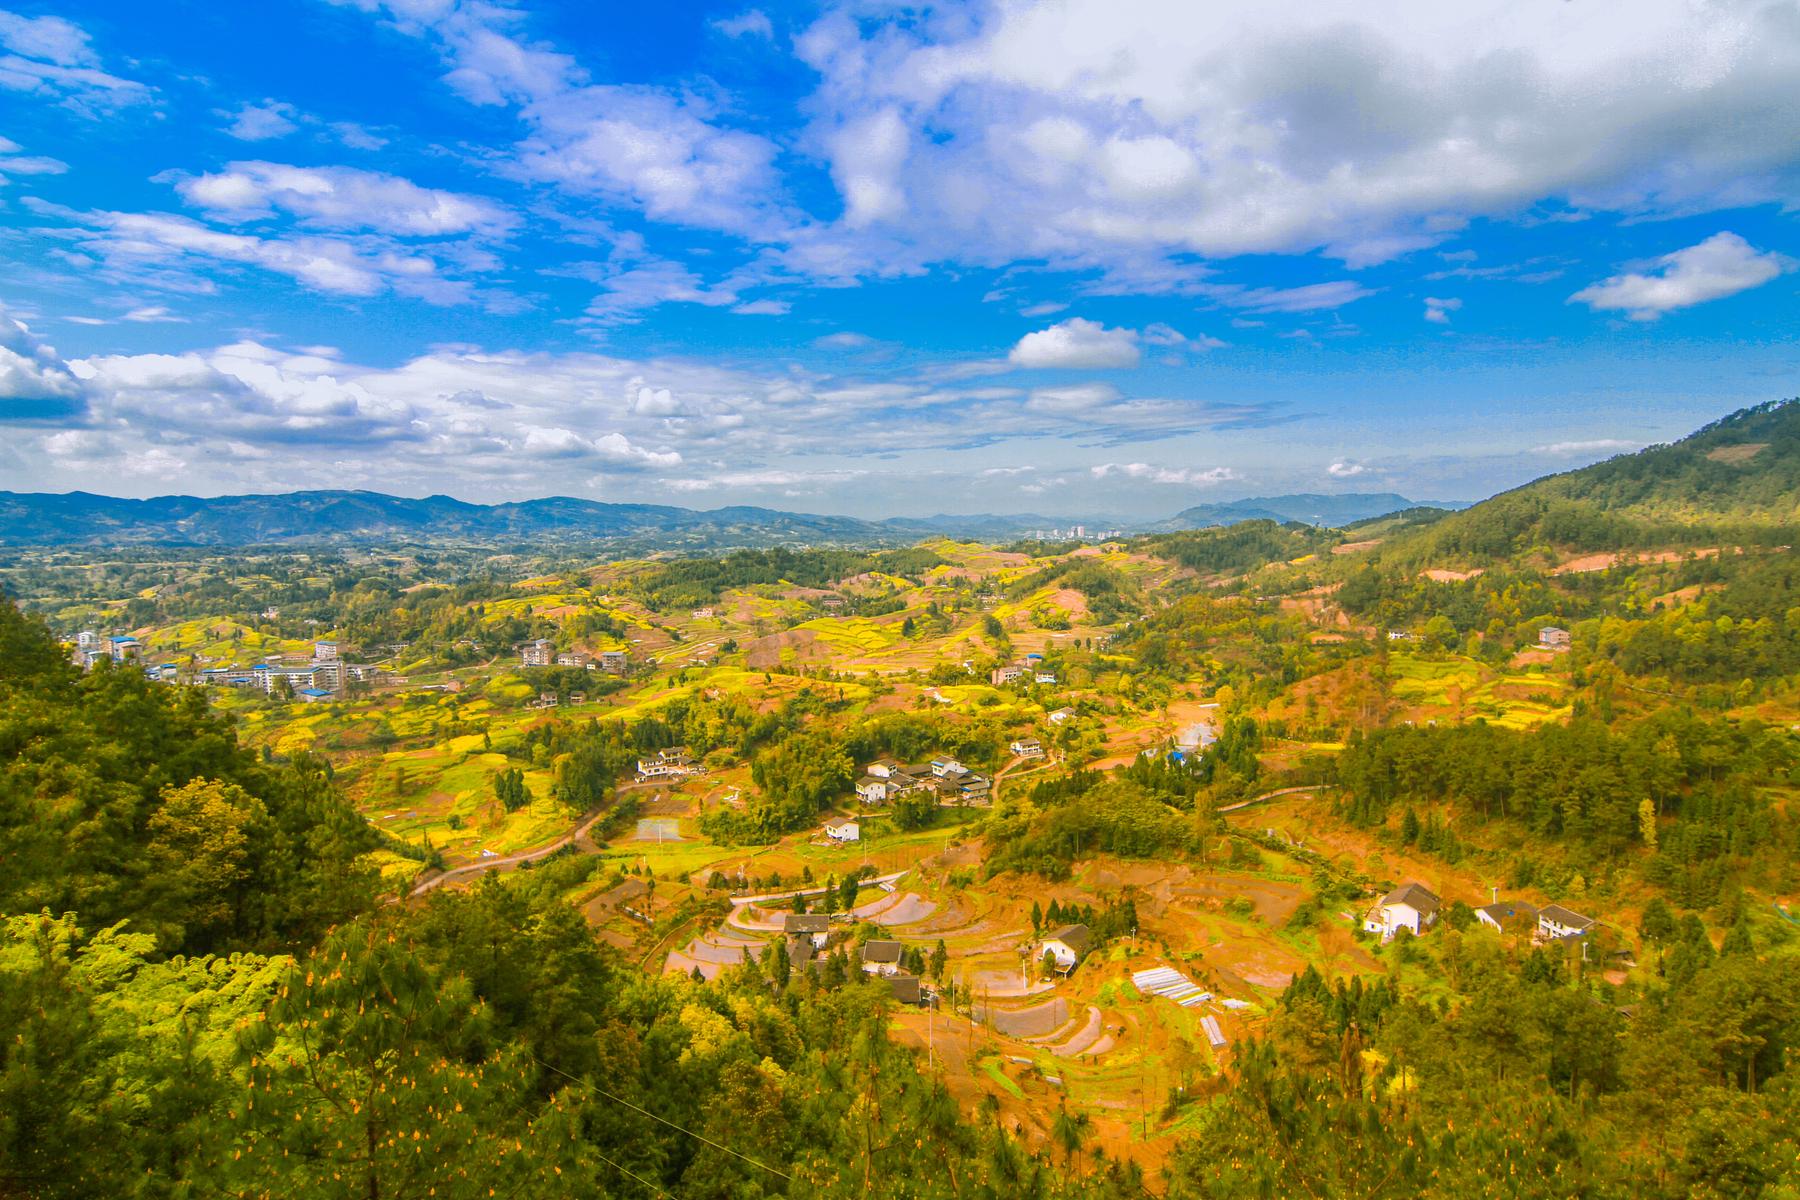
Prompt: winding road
<box><xmin>1216</xmin><ymin>783</ymin><xmax>1333</xmax><ymax>814</ymax></box>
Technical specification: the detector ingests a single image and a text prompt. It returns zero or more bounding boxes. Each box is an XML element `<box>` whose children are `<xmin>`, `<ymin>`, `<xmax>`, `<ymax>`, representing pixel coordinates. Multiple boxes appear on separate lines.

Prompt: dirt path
<box><xmin>410</xmin><ymin>779</ymin><xmax>664</xmax><ymax>896</ymax></box>
<box><xmin>1217</xmin><ymin>783</ymin><xmax>1332</xmax><ymax>814</ymax></box>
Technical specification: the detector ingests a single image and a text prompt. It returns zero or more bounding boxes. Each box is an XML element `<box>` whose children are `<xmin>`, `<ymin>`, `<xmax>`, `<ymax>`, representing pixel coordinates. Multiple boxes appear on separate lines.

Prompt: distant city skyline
<box><xmin>1</xmin><ymin>1</ymin><xmax>1797</xmax><ymax>518</ymax></box>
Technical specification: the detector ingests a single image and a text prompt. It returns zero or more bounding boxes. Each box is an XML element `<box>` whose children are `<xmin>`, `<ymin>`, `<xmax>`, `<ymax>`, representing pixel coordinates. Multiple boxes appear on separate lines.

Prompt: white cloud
<box><xmin>0</xmin><ymin>304</ymin><xmax>87</xmax><ymax>420</ymax></box>
<box><xmin>1328</xmin><ymin>460</ymin><xmax>1369</xmax><ymax>478</ymax></box>
<box><xmin>32</xmin><ymin>202</ymin><xmax>484</xmax><ymax>304</ymax></box>
<box><xmin>713</xmin><ymin>10</ymin><xmax>774</xmax><ymax>40</ymax></box>
<box><xmin>1091</xmin><ymin>462</ymin><xmax>1239</xmax><ymax>486</ymax></box>
<box><xmin>1423</xmin><ymin>296</ymin><xmax>1462</xmax><ymax>324</ymax></box>
<box><xmin>1569</xmin><ymin>232</ymin><xmax>1793</xmax><ymax>320</ymax></box>
<box><xmin>336</xmin><ymin>1</ymin><xmax>788</xmax><ymax>240</ymax></box>
<box><xmin>1009</xmin><ymin>318</ymin><xmax>1141</xmax><ymax>369</ymax></box>
<box><xmin>1532</xmin><ymin>438</ymin><xmax>1640</xmax><ymax>456</ymax></box>
<box><xmin>172</xmin><ymin>161</ymin><xmax>515</xmax><ymax>237</ymax></box>
<box><xmin>222</xmin><ymin>99</ymin><xmax>301</xmax><ymax>141</ymax></box>
<box><xmin>732</xmin><ymin>298</ymin><xmax>790</xmax><ymax>315</ymax></box>
<box><xmin>0</xmin><ymin>9</ymin><xmax>150</xmax><ymax>115</ymax></box>
<box><xmin>792</xmin><ymin>0</ymin><xmax>1800</xmax><ymax>284</ymax></box>
<box><xmin>123</xmin><ymin>306</ymin><xmax>185</xmax><ymax>323</ymax></box>
<box><xmin>0</xmin><ymin>134</ymin><xmax>64</xmax><ymax>182</ymax></box>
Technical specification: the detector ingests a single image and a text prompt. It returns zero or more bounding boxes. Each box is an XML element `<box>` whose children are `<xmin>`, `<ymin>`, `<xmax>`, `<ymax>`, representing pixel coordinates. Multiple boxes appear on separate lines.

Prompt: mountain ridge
<box><xmin>0</xmin><ymin>488</ymin><xmax>1448</xmax><ymax>548</ymax></box>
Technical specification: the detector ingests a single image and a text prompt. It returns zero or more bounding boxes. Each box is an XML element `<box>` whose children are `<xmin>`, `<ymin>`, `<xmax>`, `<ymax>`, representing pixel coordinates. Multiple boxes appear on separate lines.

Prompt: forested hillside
<box><xmin>1385</xmin><ymin>399</ymin><xmax>1800</xmax><ymax>564</ymax></box>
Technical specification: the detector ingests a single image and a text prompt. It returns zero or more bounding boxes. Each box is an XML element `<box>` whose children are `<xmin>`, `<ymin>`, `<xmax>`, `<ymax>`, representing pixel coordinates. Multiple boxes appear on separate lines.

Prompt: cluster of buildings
<box><xmin>777</xmin><ymin>914</ymin><xmax>932</xmax><ymax>1005</ymax></box>
<box><xmin>990</xmin><ymin>656</ymin><xmax>1058</xmax><ymax>687</ymax></box>
<box><xmin>1363</xmin><ymin>881</ymin><xmax>1598</xmax><ymax>946</ymax></box>
<box><xmin>854</xmin><ymin>756</ymin><xmax>991</xmax><ymax>806</ymax></box>
<box><xmin>73</xmin><ymin>632</ymin><xmax>384</xmax><ymax>700</ymax></box>
<box><xmin>520</xmin><ymin>640</ymin><xmax>630</xmax><ymax>673</ymax></box>
<box><xmin>636</xmin><ymin>746</ymin><xmax>695</xmax><ymax>779</ymax></box>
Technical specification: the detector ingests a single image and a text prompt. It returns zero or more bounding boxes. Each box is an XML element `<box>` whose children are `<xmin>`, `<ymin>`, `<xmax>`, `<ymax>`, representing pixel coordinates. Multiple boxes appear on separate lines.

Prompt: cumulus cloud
<box><xmin>1423</xmin><ymin>296</ymin><xmax>1462</xmax><ymax>324</ymax></box>
<box><xmin>1091</xmin><ymin>462</ymin><xmax>1239</xmax><ymax>486</ymax></box>
<box><xmin>1328</xmin><ymin>460</ymin><xmax>1369</xmax><ymax>478</ymax></box>
<box><xmin>1009</xmin><ymin>318</ymin><xmax>1141</xmax><ymax>369</ymax></box>
<box><xmin>335</xmin><ymin>0</ymin><xmax>789</xmax><ymax>240</ymax></box>
<box><xmin>792</xmin><ymin>0</ymin><xmax>1800</xmax><ymax>283</ymax></box>
<box><xmin>1569</xmin><ymin>232</ymin><xmax>1793</xmax><ymax>320</ymax></box>
<box><xmin>222</xmin><ymin>99</ymin><xmax>301</xmax><ymax>141</ymax></box>
<box><xmin>0</xmin><ymin>305</ymin><xmax>87</xmax><ymax>420</ymax></box>
<box><xmin>713</xmin><ymin>10</ymin><xmax>774</xmax><ymax>40</ymax></box>
<box><xmin>172</xmin><ymin>161</ymin><xmax>515</xmax><ymax>238</ymax></box>
<box><xmin>0</xmin><ymin>8</ymin><xmax>150</xmax><ymax>115</ymax></box>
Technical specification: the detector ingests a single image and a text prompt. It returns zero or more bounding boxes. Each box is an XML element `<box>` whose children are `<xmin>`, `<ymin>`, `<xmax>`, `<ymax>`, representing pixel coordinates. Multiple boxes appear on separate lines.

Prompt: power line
<box><xmin>531</xmin><ymin>1054</ymin><xmax>795</xmax><ymax>1184</ymax></box>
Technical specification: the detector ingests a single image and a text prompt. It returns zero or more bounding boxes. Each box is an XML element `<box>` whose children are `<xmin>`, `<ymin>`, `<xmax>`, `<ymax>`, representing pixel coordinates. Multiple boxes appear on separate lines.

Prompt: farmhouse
<box><xmin>1010</xmin><ymin>737</ymin><xmax>1044</xmax><ymax>758</ymax></box>
<box><xmin>1539</xmin><ymin>626</ymin><xmax>1572</xmax><ymax>651</ymax></box>
<box><xmin>1475</xmin><ymin>899</ymin><xmax>1539</xmax><ymax>933</ymax></box>
<box><xmin>598</xmin><ymin>650</ymin><xmax>629</xmax><ymax>674</ymax></box>
<box><xmin>109</xmin><ymin>635</ymin><xmax>143</xmax><ymax>662</ymax></box>
<box><xmin>823</xmin><ymin>815</ymin><xmax>860</xmax><ymax>843</ymax></box>
<box><xmin>881</xmin><ymin>973</ymin><xmax>926</xmax><ymax>1005</ymax></box>
<box><xmin>636</xmin><ymin>747</ymin><xmax>694</xmax><ymax>779</ymax></box>
<box><xmin>859</xmin><ymin>940</ymin><xmax>904</xmax><ymax>976</ymax></box>
<box><xmin>929</xmin><ymin>756</ymin><xmax>965</xmax><ymax>777</ymax></box>
<box><xmin>990</xmin><ymin>663</ymin><xmax>1027</xmax><ymax>686</ymax></box>
<box><xmin>1364</xmin><ymin>882</ymin><xmax>1441</xmax><ymax>940</ymax></box>
<box><xmin>555</xmin><ymin>652</ymin><xmax>589</xmax><ymax>668</ymax></box>
<box><xmin>855</xmin><ymin>776</ymin><xmax>892</xmax><ymax>805</ymax></box>
<box><xmin>782</xmin><ymin>913</ymin><xmax>830</xmax><ymax>949</ymax></box>
<box><xmin>1538</xmin><ymin>904</ymin><xmax>1595</xmax><ymax>939</ymax></box>
<box><xmin>866</xmin><ymin>758</ymin><xmax>905</xmax><ymax>778</ymax></box>
<box><xmin>521</xmin><ymin>638</ymin><xmax>555</xmax><ymax>667</ymax></box>
<box><xmin>1040</xmin><ymin>923</ymin><xmax>1091</xmax><ymax>971</ymax></box>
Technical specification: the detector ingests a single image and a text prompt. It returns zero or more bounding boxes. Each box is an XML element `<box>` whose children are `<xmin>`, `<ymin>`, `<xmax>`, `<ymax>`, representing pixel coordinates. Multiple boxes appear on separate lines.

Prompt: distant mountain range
<box><xmin>0</xmin><ymin>489</ymin><xmax>1456</xmax><ymax>548</ymax></box>
<box><xmin>1155</xmin><ymin>493</ymin><xmax>1469</xmax><ymax>531</ymax></box>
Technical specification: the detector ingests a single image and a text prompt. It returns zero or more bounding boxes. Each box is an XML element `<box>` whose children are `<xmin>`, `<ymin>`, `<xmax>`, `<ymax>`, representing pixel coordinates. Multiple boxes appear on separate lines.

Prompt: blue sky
<box><xmin>1</xmin><ymin>0</ymin><xmax>1797</xmax><ymax>518</ymax></box>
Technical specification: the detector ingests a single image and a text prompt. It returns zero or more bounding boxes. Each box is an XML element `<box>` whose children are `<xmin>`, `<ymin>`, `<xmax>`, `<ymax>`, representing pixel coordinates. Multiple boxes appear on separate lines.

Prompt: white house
<box><xmin>855</xmin><ymin>776</ymin><xmax>891</xmax><ymax>805</ymax></box>
<box><xmin>1040</xmin><ymin>924</ymin><xmax>1091</xmax><ymax>971</ymax></box>
<box><xmin>866</xmin><ymin>757</ymin><xmax>904</xmax><ymax>778</ymax></box>
<box><xmin>929</xmin><ymin>756</ymin><xmax>965</xmax><ymax>777</ymax></box>
<box><xmin>1010</xmin><ymin>738</ymin><xmax>1044</xmax><ymax>759</ymax></box>
<box><xmin>783</xmin><ymin>913</ymin><xmax>830</xmax><ymax>949</ymax></box>
<box><xmin>824</xmin><ymin>816</ymin><xmax>860</xmax><ymax>843</ymax></box>
<box><xmin>1539</xmin><ymin>626</ymin><xmax>1572</xmax><ymax>651</ymax></box>
<box><xmin>1537</xmin><ymin>904</ymin><xmax>1595</xmax><ymax>939</ymax></box>
<box><xmin>1034</xmin><ymin>671</ymin><xmax>1057</xmax><ymax>684</ymax></box>
<box><xmin>314</xmin><ymin>640</ymin><xmax>339</xmax><ymax>661</ymax></box>
<box><xmin>1475</xmin><ymin>899</ymin><xmax>1538</xmax><ymax>933</ymax></box>
<box><xmin>636</xmin><ymin>747</ymin><xmax>693</xmax><ymax>779</ymax></box>
<box><xmin>598</xmin><ymin>650</ymin><xmax>629</xmax><ymax>674</ymax></box>
<box><xmin>859</xmin><ymin>939</ymin><xmax>903</xmax><ymax>976</ymax></box>
<box><xmin>1363</xmin><ymin>883</ymin><xmax>1441</xmax><ymax>940</ymax></box>
<box><xmin>521</xmin><ymin>639</ymin><xmax>555</xmax><ymax>667</ymax></box>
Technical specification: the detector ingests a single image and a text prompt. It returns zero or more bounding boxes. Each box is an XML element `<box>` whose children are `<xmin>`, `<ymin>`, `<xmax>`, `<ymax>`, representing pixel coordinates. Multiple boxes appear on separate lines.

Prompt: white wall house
<box><xmin>1363</xmin><ymin>883</ymin><xmax>1441</xmax><ymax>940</ymax></box>
<box><xmin>824</xmin><ymin>816</ymin><xmax>860</xmax><ymax>843</ymax></box>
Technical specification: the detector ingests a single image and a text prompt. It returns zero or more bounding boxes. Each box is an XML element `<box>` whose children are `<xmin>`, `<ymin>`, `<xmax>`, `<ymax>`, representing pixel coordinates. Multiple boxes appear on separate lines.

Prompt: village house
<box><xmin>859</xmin><ymin>940</ymin><xmax>904</xmax><ymax>976</ymax></box>
<box><xmin>866</xmin><ymin>757</ymin><xmax>905</xmax><ymax>779</ymax></box>
<box><xmin>108</xmin><ymin>635</ymin><xmax>143</xmax><ymax>662</ymax></box>
<box><xmin>1040</xmin><ymin>924</ymin><xmax>1091</xmax><ymax>972</ymax></box>
<box><xmin>855</xmin><ymin>775</ymin><xmax>892</xmax><ymax>805</ymax></box>
<box><xmin>1034</xmin><ymin>670</ymin><xmax>1058</xmax><ymax>684</ymax></box>
<box><xmin>636</xmin><ymin>747</ymin><xmax>694</xmax><ymax>779</ymax></box>
<box><xmin>929</xmin><ymin>756</ymin><xmax>965</xmax><ymax>777</ymax></box>
<box><xmin>1537</xmin><ymin>904</ymin><xmax>1596</xmax><ymax>939</ymax></box>
<box><xmin>1475</xmin><ymin>898</ymin><xmax>1540</xmax><ymax>933</ymax></box>
<box><xmin>990</xmin><ymin>663</ymin><xmax>1027</xmax><ymax>686</ymax></box>
<box><xmin>313</xmin><ymin>640</ymin><xmax>339</xmax><ymax>661</ymax></box>
<box><xmin>555</xmin><ymin>652</ymin><xmax>589</xmax><ymax>668</ymax></box>
<box><xmin>521</xmin><ymin>638</ymin><xmax>555</xmax><ymax>667</ymax></box>
<box><xmin>1010</xmin><ymin>737</ymin><xmax>1044</xmax><ymax>758</ymax></box>
<box><xmin>1539</xmin><ymin>626</ymin><xmax>1572</xmax><ymax>651</ymax></box>
<box><xmin>598</xmin><ymin>650</ymin><xmax>629</xmax><ymax>674</ymax></box>
<box><xmin>691</xmin><ymin>607</ymin><xmax>715</xmax><ymax>620</ymax></box>
<box><xmin>823</xmin><ymin>815</ymin><xmax>860</xmax><ymax>843</ymax></box>
<box><xmin>882</xmin><ymin>973</ymin><xmax>926</xmax><ymax>1005</ymax></box>
<box><xmin>1363</xmin><ymin>882</ymin><xmax>1441</xmax><ymax>940</ymax></box>
<box><xmin>820</xmin><ymin>596</ymin><xmax>845</xmax><ymax>614</ymax></box>
<box><xmin>297</xmin><ymin>687</ymin><xmax>332</xmax><ymax>704</ymax></box>
<box><xmin>782</xmin><ymin>913</ymin><xmax>830</xmax><ymax>949</ymax></box>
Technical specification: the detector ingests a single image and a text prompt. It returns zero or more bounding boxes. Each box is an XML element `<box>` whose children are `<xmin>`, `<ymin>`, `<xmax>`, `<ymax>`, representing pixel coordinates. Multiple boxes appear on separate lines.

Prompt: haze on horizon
<box><xmin>1</xmin><ymin>0</ymin><xmax>1797</xmax><ymax>520</ymax></box>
